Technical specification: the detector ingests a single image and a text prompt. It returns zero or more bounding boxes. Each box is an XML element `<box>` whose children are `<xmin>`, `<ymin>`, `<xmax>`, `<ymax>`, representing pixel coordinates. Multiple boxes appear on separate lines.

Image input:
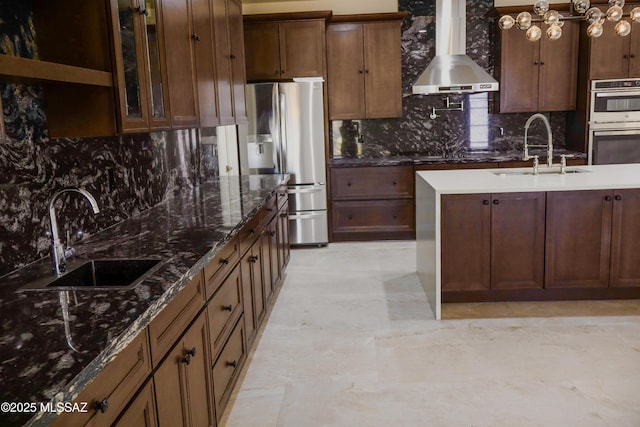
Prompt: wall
<box><xmin>0</xmin><ymin>5</ymin><xmax>215</xmax><ymax>277</ymax></box>
<box><xmin>330</xmin><ymin>0</ymin><xmax>567</xmax><ymax>158</ymax></box>
<box><xmin>243</xmin><ymin>0</ymin><xmax>397</xmax><ymax>15</ymax></box>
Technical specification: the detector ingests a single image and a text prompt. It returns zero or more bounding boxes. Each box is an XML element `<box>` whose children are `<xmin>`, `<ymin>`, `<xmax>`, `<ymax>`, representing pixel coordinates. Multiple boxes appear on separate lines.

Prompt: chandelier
<box><xmin>498</xmin><ymin>0</ymin><xmax>640</xmax><ymax>41</ymax></box>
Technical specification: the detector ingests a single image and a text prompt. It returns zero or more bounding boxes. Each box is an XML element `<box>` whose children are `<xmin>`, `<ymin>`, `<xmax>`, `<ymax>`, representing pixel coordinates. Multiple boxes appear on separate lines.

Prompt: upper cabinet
<box><xmin>110</xmin><ymin>0</ymin><xmax>172</xmax><ymax>133</ymax></box>
<box><xmin>243</xmin><ymin>12</ymin><xmax>331</xmax><ymax>82</ymax></box>
<box><xmin>326</xmin><ymin>13</ymin><xmax>408</xmax><ymax>120</ymax></box>
<box><xmin>497</xmin><ymin>15</ymin><xmax>579</xmax><ymax>113</ymax></box>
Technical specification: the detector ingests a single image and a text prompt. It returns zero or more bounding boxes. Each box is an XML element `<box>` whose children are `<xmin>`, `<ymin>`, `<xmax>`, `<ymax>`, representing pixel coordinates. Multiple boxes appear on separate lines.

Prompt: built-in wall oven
<box><xmin>589</xmin><ymin>78</ymin><xmax>640</xmax><ymax>164</ymax></box>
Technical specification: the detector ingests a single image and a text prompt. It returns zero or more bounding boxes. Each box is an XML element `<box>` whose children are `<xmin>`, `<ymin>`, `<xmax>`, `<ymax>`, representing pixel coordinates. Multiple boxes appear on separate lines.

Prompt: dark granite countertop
<box><xmin>0</xmin><ymin>174</ymin><xmax>288</xmax><ymax>427</ymax></box>
<box><xmin>328</xmin><ymin>149</ymin><xmax>587</xmax><ymax>168</ymax></box>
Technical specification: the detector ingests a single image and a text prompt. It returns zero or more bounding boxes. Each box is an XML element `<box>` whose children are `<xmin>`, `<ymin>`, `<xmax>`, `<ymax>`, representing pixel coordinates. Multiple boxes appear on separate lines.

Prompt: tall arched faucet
<box><xmin>523</xmin><ymin>113</ymin><xmax>553</xmax><ymax>168</ymax></box>
<box><xmin>49</xmin><ymin>188</ymin><xmax>100</xmax><ymax>276</ymax></box>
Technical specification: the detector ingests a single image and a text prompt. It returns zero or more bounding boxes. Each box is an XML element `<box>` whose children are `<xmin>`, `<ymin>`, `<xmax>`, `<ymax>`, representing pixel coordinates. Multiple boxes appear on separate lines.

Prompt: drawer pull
<box><xmin>249</xmin><ymin>229</ymin><xmax>255</xmax><ymax>235</ymax></box>
<box><xmin>267</xmin><ymin>208</ymin><xmax>274</xmax><ymax>212</ymax></box>
<box><xmin>93</xmin><ymin>398</ymin><xmax>109</xmax><ymax>413</ymax></box>
<box><xmin>347</xmin><ymin>182</ymin><xmax>352</xmax><ymax>186</ymax></box>
<box><xmin>268</xmin><ymin>230</ymin><xmax>276</xmax><ymax>237</ymax></box>
<box><xmin>226</xmin><ymin>360</ymin><xmax>238</xmax><ymax>368</ymax></box>
<box><xmin>493</xmin><ymin>200</ymin><xmax>499</xmax><ymax>205</ymax></box>
<box><xmin>348</xmin><ymin>215</ymin><xmax>353</xmax><ymax>220</ymax></box>
<box><xmin>605</xmin><ymin>195</ymin><xmax>612</xmax><ymax>201</ymax></box>
<box><xmin>220</xmin><ymin>257</ymin><xmax>230</xmax><ymax>265</ymax></box>
<box><xmin>222</xmin><ymin>304</ymin><xmax>233</xmax><ymax>312</ymax></box>
<box><xmin>392</xmin><ymin>181</ymin><xmax>397</xmax><ymax>186</ymax></box>
<box><xmin>182</xmin><ymin>354</ymin><xmax>191</xmax><ymax>365</ymax></box>
<box><xmin>483</xmin><ymin>200</ymin><xmax>489</xmax><ymax>205</ymax></box>
<box><xmin>393</xmin><ymin>215</ymin><xmax>397</xmax><ymax>219</ymax></box>
<box><xmin>186</xmin><ymin>347</ymin><xmax>197</xmax><ymax>357</ymax></box>
<box><xmin>280</xmin><ymin>213</ymin><xmax>287</xmax><ymax>218</ymax></box>
<box><xmin>249</xmin><ymin>255</ymin><xmax>259</xmax><ymax>263</ymax></box>
<box><xmin>615</xmin><ymin>194</ymin><xmax>622</xmax><ymax>201</ymax></box>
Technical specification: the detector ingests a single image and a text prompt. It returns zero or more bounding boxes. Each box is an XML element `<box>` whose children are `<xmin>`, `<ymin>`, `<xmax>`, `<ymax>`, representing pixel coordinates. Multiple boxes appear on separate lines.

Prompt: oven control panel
<box><xmin>593</xmin><ymin>78</ymin><xmax>640</xmax><ymax>90</ymax></box>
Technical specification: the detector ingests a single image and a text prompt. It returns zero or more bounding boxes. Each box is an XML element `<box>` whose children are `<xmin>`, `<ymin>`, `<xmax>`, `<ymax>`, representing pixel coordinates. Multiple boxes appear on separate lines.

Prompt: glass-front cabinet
<box><xmin>111</xmin><ymin>0</ymin><xmax>171</xmax><ymax>132</ymax></box>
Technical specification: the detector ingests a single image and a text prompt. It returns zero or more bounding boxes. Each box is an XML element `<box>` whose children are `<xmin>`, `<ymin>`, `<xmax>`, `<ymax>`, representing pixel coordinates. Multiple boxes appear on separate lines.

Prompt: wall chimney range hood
<box><xmin>412</xmin><ymin>0</ymin><xmax>499</xmax><ymax>95</ymax></box>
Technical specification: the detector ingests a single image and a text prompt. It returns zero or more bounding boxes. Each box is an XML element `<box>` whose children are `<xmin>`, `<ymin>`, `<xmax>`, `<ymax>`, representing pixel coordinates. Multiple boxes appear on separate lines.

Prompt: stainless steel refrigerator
<box><xmin>239</xmin><ymin>80</ymin><xmax>328</xmax><ymax>246</ymax></box>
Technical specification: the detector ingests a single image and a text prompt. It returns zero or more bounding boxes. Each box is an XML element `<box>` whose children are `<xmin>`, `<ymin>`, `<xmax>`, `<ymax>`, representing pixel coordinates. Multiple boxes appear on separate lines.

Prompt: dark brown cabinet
<box><xmin>330</xmin><ymin>166</ymin><xmax>415</xmax><ymax>241</ymax></box>
<box><xmin>610</xmin><ymin>189</ymin><xmax>640</xmax><ymax>287</ymax></box>
<box><xmin>326</xmin><ymin>14</ymin><xmax>405</xmax><ymax>120</ymax></box>
<box><xmin>211</xmin><ymin>317</ymin><xmax>246</xmax><ymax>423</ymax></box>
<box><xmin>155</xmin><ymin>310</ymin><xmax>215</xmax><ymax>427</ymax></box>
<box><xmin>113</xmin><ymin>380</ymin><xmax>158</xmax><ymax>427</ymax></box>
<box><xmin>228</xmin><ymin>0</ymin><xmax>248</xmax><ymax>125</ymax></box>
<box><xmin>244</xmin><ymin>18</ymin><xmax>327</xmax><ymax>81</ymax></box>
<box><xmin>441</xmin><ymin>192</ymin><xmax>545</xmax><ymax>292</ymax></box>
<box><xmin>497</xmin><ymin>19</ymin><xmax>578</xmax><ymax>112</ymax></box>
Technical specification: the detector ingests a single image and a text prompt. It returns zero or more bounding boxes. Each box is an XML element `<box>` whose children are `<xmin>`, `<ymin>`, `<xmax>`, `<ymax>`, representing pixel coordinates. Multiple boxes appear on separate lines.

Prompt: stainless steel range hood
<box><xmin>412</xmin><ymin>0</ymin><xmax>499</xmax><ymax>95</ymax></box>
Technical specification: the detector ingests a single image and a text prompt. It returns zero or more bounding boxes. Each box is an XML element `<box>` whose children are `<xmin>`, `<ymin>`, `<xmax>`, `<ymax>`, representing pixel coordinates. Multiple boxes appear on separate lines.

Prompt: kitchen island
<box><xmin>417</xmin><ymin>164</ymin><xmax>640</xmax><ymax>319</ymax></box>
<box><xmin>0</xmin><ymin>174</ymin><xmax>289</xmax><ymax>426</ymax></box>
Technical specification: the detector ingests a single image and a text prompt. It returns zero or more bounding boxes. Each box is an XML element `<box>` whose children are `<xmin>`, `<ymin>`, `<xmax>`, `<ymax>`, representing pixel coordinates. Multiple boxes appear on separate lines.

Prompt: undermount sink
<box><xmin>493</xmin><ymin>168</ymin><xmax>591</xmax><ymax>176</ymax></box>
<box><xmin>23</xmin><ymin>258</ymin><xmax>165</xmax><ymax>291</ymax></box>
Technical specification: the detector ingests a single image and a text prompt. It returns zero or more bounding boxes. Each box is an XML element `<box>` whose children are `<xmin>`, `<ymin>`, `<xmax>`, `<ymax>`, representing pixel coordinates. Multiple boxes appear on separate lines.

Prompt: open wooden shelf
<box><xmin>0</xmin><ymin>55</ymin><xmax>113</xmax><ymax>87</ymax></box>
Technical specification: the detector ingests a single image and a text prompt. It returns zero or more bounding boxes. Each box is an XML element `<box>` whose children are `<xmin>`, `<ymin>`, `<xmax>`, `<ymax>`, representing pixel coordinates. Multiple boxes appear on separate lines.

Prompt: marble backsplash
<box><xmin>0</xmin><ymin>5</ymin><xmax>216</xmax><ymax>277</ymax></box>
<box><xmin>330</xmin><ymin>0</ymin><xmax>567</xmax><ymax>159</ymax></box>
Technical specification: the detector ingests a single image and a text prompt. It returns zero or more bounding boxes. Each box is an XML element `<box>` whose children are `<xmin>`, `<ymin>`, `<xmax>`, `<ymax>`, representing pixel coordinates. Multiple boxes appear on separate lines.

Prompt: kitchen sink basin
<box><xmin>23</xmin><ymin>258</ymin><xmax>165</xmax><ymax>291</ymax></box>
<box><xmin>493</xmin><ymin>168</ymin><xmax>591</xmax><ymax>176</ymax></box>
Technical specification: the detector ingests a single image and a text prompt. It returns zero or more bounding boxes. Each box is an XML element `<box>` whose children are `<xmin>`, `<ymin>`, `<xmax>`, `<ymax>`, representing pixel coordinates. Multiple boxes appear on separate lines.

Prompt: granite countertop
<box><xmin>0</xmin><ymin>174</ymin><xmax>288</xmax><ymax>427</ymax></box>
<box><xmin>416</xmin><ymin>164</ymin><xmax>640</xmax><ymax>194</ymax></box>
<box><xmin>328</xmin><ymin>149</ymin><xmax>587</xmax><ymax>168</ymax></box>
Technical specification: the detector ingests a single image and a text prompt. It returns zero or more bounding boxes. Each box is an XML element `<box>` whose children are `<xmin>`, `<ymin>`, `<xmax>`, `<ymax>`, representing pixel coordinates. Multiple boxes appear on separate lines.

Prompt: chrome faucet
<box><xmin>523</xmin><ymin>113</ymin><xmax>553</xmax><ymax>168</ymax></box>
<box><xmin>48</xmin><ymin>188</ymin><xmax>100</xmax><ymax>276</ymax></box>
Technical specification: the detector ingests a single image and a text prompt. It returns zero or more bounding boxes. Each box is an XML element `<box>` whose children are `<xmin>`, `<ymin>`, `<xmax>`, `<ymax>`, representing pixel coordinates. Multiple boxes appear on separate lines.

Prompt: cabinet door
<box><xmin>192</xmin><ymin>0</ymin><xmax>220</xmax><ymax>127</ymax></box>
<box><xmin>249</xmin><ymin>244</ymin><xmax>265</xmax><ymax>325</ymax></box>
<box><xmin>162</xmin><ymin>0</ymin><xmax>200</xmax><ymax>128</ymax></box>
<box><xmin>155</xmin><ymin>312</ymin><xmax>215</xmax><ymax>427</ymax></box>
<box><xmin>363</xmin><ymin>21</ymin><xmax>402</xmax><ymax>118</ymax></box>
<box><xmin>260</xmin><ymin>231</ymin><xmax>274</xmax><ymax>305</ymax></box>
<box><xmin>113</xmin><ymin>381</ymin><xmax>158</xmax><ymax>427</ymax></box>
<box><xmin>278</xmin><ymin>208</ymin><xmax>290</xmax><ymax>271</ymax></box>
<box><xmin>327</xmin><ymin>23</ymin><xmax>366</xmax><ymax>119</ymax></box>
<box><xmin>212</xmin><ymin>0</ymin><xmax>234</xmax><ymax>125</ymax></box>
<box><xmin>629</xmin><ymin>30</ymin><xmax>640</xmax><ymax>77</ymax></box>
<box><xmin>280</xmin><ymin>20</ymin><xmax>326</xmax><ymax>79</ymax></box>
<box><xmin>491</xmin><ymin>192</ymin><xmax>545</xmax><ymax>290</ymax></box>
<box><xmin>441</xmin><ymin>194</ymin><xmax>491</xmax><ymax>291</ymax></box>
<box><xmin>545</xmin><ymin>190</ymin><xmax>612</xmax><ymax>288</ymax></box>
<box><xmin>240</xmin><ymin>250</ymin><xmax>256</xmax><ymax>344</ymax></box>
<box><xmin>228</xmin><ymin>0</ymin><xmax>248</xmax><ymax>124</ymax></box>
<box><xmin>268</xmin><ymin>218</ymin><xmax>280</xmax><ymax>291</ymax></box>
<box><xmin>498</xmin><ymin>23</ymin><xmax>539</xmax><ymax>113</ymax></box>
<box><xmin>588</xmin><ymin>24</ymin><xmax>631</xmax><ymax>79</ymax></box>
<box><xmin>244</xmin><ymin>22</ymin><xmax>281</xmax><ymax>81</ymax></box>
<box><xmin>610</xmin><ymin>189</ymin><xmax>640</xmax><ymax>287</ymax></box>
<box><xmin>538</xmin><ymin>20</ymin><xmax>578</xmax><ymax>111</ymax></box>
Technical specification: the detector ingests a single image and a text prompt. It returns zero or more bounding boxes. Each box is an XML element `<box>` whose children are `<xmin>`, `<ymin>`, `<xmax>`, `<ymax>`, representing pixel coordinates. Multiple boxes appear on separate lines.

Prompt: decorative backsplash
<box><xmin>330</xmin><ymin>0</ymin><xmax>567</xmax><ymax>159</ymax></box>
<box><xmin>0</xmin><ymin>6</ymin><xmax>215</xmax><ymax>277</ymax></box>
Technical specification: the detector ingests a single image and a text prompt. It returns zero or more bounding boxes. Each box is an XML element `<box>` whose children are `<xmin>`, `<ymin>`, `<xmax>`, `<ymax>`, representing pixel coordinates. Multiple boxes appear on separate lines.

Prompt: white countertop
<box><xmin>416</xmin><ymin>163</ymin><xmax>640</xmax><ymax>194</ymax></box>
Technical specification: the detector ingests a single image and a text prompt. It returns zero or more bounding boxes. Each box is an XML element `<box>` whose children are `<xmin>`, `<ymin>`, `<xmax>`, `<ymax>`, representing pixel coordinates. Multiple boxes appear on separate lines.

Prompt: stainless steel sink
<box><xmin>493</xmin><ymin>168</ymin><xmax>591</xmax><ymax>176</ymax></box>
<box><xmin>22</xmin><ymin>258</ymin><xmax>165</xmax><ymax>291</ymax></box>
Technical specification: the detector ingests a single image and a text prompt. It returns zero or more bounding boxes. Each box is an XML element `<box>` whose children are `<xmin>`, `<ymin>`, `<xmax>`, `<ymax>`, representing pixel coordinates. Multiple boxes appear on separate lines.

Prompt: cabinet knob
<box><xmin>93</xmin><ymin>398</ymin><xmax>109</xmax><ymax>413</ymax></box>
<box><xmin>483</xmin><ymin>200</ymin><xmax>490</xmax><ymax>205</ymax></box>
<box><xmin>539</xmin><ymin>61</ymin><xmax>545</xmax><ymax>65</ymax></box>
<box><xmin>275</xmin><ymin>70</ymin><xmax>280</xmax><ymax>75</ymax></box>
<box><xmin>392</xmin><ymin>181</ymin><xmax>397</xmax><ymax>186</ymax></box>
<box><xmin>533</xmin><ymin>61</ymin><xmax>538</xmax><ymax>65</ymax></box>
<box><xmin>624</xmin><ymin>54</ymin><xmax>629</xmax><ymax>59</ymax></box>
<box><xmin>615</xmin><ymin>194</ymin><xmax>622</xmax><ymax>201</ymax></box>
<box><xmin>182</xmin><ymin>354</ymin><xmax>191</xmax><ymax>365</ymax></box>
<box><xmin>226</xmin><ymin>360</ymin><xmax>238</xmax><ymax>368</ymax></box>
<box><xmin>365</xmin><ymin>69</ymin><xmax>370</xmax><ymax>74</ymax></box>
<box><xmin>269</xmin><ymin>230</ymin><xmax>276</xmax><ymax>237</ymax></box>
<box><xmin>186</xmin><ymin>347</ymin><xmax>196</xmax><ymax>357</ymax></box>
<box><xmin>136</xmin><ymin>6</ymin><xmax>149</xmax><ymax>16</ymax></box>
<box><xmin>631</xmin><ymin>54</ymin><xmax>636</xmax><ymax>59</ymax></box>
<box><xmin>358</xmin><ymin>69</ymin><xmax>364</xmax><ymax>74</ymax></box>
<box><xmin>192</xmin><ymin>34</ymin><xmax>201</xmax><ymax>42</ymax></box>
<box><xmin>605</xmin><ymin>195</ymin><xmax>612</xmax><ymax>201</ymax></box>
<box><xmin>281</xmin><ymin>69</ymin><xmax>285</xmax><ymax>74</ymax></box>
<box><xmin>249</xmin><ymin>255</ymin><xmax>259</xmax><ymax>263</ymax></box>
<box><xmin>230</xmin><ymin>53</ymin><xmax>236</xmax><ymax>59</ymax></box>
<box><xmin>493</xmin><ymin>199</ymin><xmax>499</xmax><ymax>205</ymax></box>
<box><xmin>280</xmin><ymin>212</ymin><xmax>287</xmax><ymax>218</ymax></box>
<box><xmin>393</xmin><ymin>214</ymin><xmax>398</xmax><ymax>219</ymax></box>
<box><xmin>249</xmin><ymin>229</ymin><xmax>255</xmax><ymax>235</ymax></box>
<box><xmin>220</xmin><ymin>257</ymin><xmax>230</xmax><ymax>265</ymax></box>
<box><xmin>347</xmin><ymin>182</ymin><xmax>352</xmax><ymax>186</ymax></box>
<box><xmin>348</xmin><ymin>214</ymin><xmax>353</xmax><ymax>220</ymax></box>
<box><xmin>222</xmin><ymin>304</ymin><xmax>233</xmax><ymax>311</ymax></box>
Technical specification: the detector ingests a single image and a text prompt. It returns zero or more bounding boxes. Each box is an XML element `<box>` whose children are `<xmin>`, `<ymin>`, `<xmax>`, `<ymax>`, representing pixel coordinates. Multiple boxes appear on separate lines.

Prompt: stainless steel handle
<box><xmin>279</xmin><ymin>93</ymin><xmax>288</xmax><ymax>174</ymax></box>
<box><xmin>287</xmin><ymin>186</ymin><xmax>323</xmax><ymax>194</ymax></box>
<box><xmin>595</xmin><ymin>91</ymin><xmax>640</xmax><ymax>97</ymax></box>
<box><xmin>593</xmin><ymin>129</ymin><xmax>640</xmax><ymax>136</ymax></box>
<box><xmin>290</xmin><ymin>212</ymin><xmax>325</xmax><ymax>220</ymax></box>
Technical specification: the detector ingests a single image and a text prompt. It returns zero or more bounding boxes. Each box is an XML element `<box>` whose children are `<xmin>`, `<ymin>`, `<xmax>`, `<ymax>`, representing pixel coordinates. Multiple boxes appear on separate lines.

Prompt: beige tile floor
<box><xmin>220</xmin><ymin>241</ymin><xmax>640</xmax><ymax>427</ymax></box>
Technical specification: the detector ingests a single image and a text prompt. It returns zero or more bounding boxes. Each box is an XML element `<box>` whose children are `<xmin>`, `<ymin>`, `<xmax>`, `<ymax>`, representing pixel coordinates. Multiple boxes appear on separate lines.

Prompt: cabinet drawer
<box><xmin>331</xmin><ymin>166</ymin><xmax>414</xmax><ymax>200</ymax></box>
<box><xmin>50</xmin><ymin>330</ymin><xmax>152</xmax><ymax>427</ymax></box>
<box><xmin>204</xmin><ymin>235</ymin><xmax>239</xmax><ymax>299</ymax></box>
<box><xmin>239</xmin><ymin>214</ymin><xmax>261</xmax><ymax>256</ymax></box>
<box><xmin>213</xmin><ymin>316</ymin><xmax>246</xmax><ymax>421</ymax></box>
<box><xmin>260</xmin><ymin>193</ymin><xmax>278</xmax><ymax>228</ymax></box>
<box><xmin>332</xmin><ymin>199</ymin><xmax>415</xmax><ymax>240</ymax></box>
<box><xmin>208</xmin><ymin>264</ymin><xmax>243</xmax><ymax>358</ymax></box>
<box><xmin>277</xmin><ymin>185</ymin><xmax>288</xmax><ymax>210</ymax></box>
<box><xmin>148</xmin><ymin>273</ymin><xmax>205</xmax><ymax>366</ymax></box>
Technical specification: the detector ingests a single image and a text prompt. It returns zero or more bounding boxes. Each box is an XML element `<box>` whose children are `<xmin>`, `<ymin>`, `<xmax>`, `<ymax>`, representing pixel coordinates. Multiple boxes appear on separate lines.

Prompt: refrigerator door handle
<box><xmin>290</xmin><ymin>211</ymin><xmax>326</xmax><ymax>220</ymax></box>
<box><xmin>279</xmin><ymin>93</ymin><xmax>288</xmax><ymax>174</ymax></box>
<box><xmin>288</xmin><ymin>185</ymin><xmax>324</xmax><ymax>194</ymax></box>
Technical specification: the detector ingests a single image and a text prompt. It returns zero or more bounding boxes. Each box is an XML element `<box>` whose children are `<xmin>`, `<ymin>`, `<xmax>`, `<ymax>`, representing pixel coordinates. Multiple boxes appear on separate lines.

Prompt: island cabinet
<box><xmin>546</xmin><ymin>188</ymin><xmax>640</xmax><ymax>288</ymax></box>
<box><xmin>496</xmin><ymin>17</ymin><xmax>579</xmax><ymax>112</ymax></box>
<box><xmin>244</xmin><ymin>13</ymin><xmax>330</xmax><ymax>81</ymax></box>
<box><xmin>112</xmin><ymin>380</ymin><xmax>158</xmax><ymax>427</ymax></box>
<box><xmin>326</xmin><ymin>13</ymin><xmax>407</xmax><ymax>120</ymax></box>
<box><xmin>330</xmin><ymin>166</ymin><xmax>415</xmax><ymax>241</ymax></box>
<box><xmin>441</xmin><ymin>192</ymin><xmax>545</xmax><ymax>293</ymax></box>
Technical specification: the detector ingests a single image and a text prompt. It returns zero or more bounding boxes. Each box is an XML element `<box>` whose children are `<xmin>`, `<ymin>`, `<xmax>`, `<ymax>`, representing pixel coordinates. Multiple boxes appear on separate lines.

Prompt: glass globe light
<box><xmin>543</xmin><ymin>10</ymin><xmax>560</xmax><ymax>25</ymax></box>
<box><xmin>615</xmin><ymin>19</ymin><xmax>632</xmax><ymax>36</ymax></box>
<box><xmin>498</xmin><ymin>15</ymin><xmax>515</xmax><ymax>30</ymax></box>
<box><xmin>608</xmin><ymin>0</ymin><xmax>624</xmax><ymax>7</ymax></box>
<box><xmin>573</xmin><ymin>0</ymin><xmax>590</xmax><ymax>14</ymax></box>
<box><xmin>533</xmin><ymin>0</ymin><xmax>550</xmax><ymax>16</ymax></box>
<box><xmin>547</xmin><ymin>24</ymin><xmax>563</xmax><ymax>40</ymax></box>
<box><xmin>587</xmin><ymin>22</ymin><xmax>604</xmax><ymax>37</ymax></box>
<box><xmin>585</xmin><ymin>7</ymin><xmax>604</xmax><ymax>24</ymax></box>
<box><xmin>516</xmin><ymin>11</ymin><xmax>533</xmax><ymax>30</ymax></box>
<box><xmin>607</xmin><ymin>5</ymin><xmax>624</xmax><ymax>22</ymax></box>
<box><xmin>526</xmin><ymin>25</ymin><xmax>543</xmax><ymax>41</ymax></box>
<box><xmin>630</xmin><ymin>6</ymin><xmax>640</xmax><ymax>22</ymax></box>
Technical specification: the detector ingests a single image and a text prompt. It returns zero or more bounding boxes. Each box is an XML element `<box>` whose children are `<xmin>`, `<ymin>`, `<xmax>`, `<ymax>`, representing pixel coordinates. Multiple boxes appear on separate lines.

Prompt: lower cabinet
<box><xmin>154</xmin><ymin>310</ymin><xmax>215</xmax><ymax>427</ymax></box>
<box><xmin>610</xmin><ymin>189</ymin><xmax>640</xmax><ymax>287</ymax></box>
<box><xmin>241</xmin><ymin>241</ymin><xmax>265</xmax><ymax>345</ymax></box>
<box><xmin>113</xmin><ymin>380</ymin><xmax>158</xmax><ymax>427</ymax></box>
<box><xmin>211</xmin><ymin>316</ymin><xmax>246</xmax><ymax>423</ymax></box>
<box><xmin>277</xmin><ymin>206</ymin><xmax>290</xmax><ymax>271</ymax></box>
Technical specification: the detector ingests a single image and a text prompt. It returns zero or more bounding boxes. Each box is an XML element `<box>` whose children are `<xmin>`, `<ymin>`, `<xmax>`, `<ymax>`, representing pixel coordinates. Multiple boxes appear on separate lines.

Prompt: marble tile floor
<box><xmin>220</xmin><ymin>241</ymin><xmax>640</xmax><ymax>427</ymax></box>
